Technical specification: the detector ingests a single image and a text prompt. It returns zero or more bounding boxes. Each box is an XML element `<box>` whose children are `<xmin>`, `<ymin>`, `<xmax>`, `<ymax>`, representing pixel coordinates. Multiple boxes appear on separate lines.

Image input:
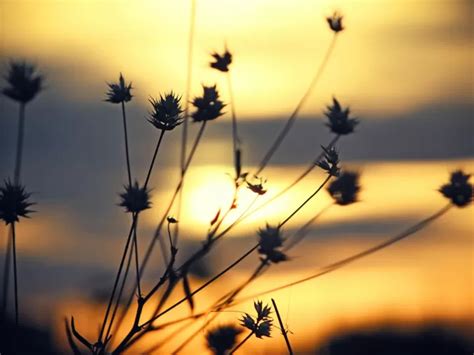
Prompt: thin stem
<box><xmin>121</xmin><ymin>101</ymin><xmax>132</xmax><ymax>186</ymax></box>
<box><xmin>98</xmin><ymin>216</ymin><xmax>137</xmax><ymax>344</ymax></box>
<box><xmin>279</xmin><ymin>174</ymin><xmax>332</xmax><ymax>228</ymax></box>
<box><xmin>140</xmin><ymin>244</ymin><xmax>259</xmax><ymax>328</ymax></box>
<box><xmin>14</xmin><ymin>103</ymin><xmax>26</xmax><ymax>184</ymax></box>
<box><xmin>230</xmin><ymin>331</ymin><xmax>253</xmax><ymax>354</ymax></box>
<box><xmin>1</xmin><ymin>228</ymin><xmax>12</xmax><ymax>320</ymax></box>
<box><xmin>271</xmin><ymin>298</ymin><xmax>293</xmax><ymax>355</ymax></box>
<box><xmin>232</xmin><ymin>203</ymin><xmax>453</xmax><ymax>303</ymax></box>
<box><xmin>144</xmin><ymin>129</ymin><xmax>166</xmax><ymax>189</ymax></box>
<box><xmin>227</xmin><ymin>71</ymin><xmax>240</xmax><ymax>178</ymax></box>
<box><xmin>255</xmin><ymin>34</ymin><xmax>338</xmax><ymax>175</ymax></box>
<box><xmin>11</xmin><ymin>223</ymin><xmax>18</xmax><ymax>327</ymax></box>
<box><xmin>132</xmin><ymin>214</ymin><xmax>142</xmax><ymax>298</ymax></box>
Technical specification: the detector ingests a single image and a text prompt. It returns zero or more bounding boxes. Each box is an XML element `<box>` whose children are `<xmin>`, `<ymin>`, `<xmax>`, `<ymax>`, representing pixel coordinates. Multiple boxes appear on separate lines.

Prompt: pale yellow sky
<box><xmin>1</xmin><ymin>0</ymin><xmax>472</xmax><ymax>118</ymax></box>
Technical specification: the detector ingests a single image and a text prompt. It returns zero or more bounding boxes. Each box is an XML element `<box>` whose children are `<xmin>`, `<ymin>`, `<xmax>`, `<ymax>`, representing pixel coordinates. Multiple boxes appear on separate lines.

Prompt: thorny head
<box><xmin>210</xmin><ymin>48</ymin><xmax>232</xmax><ymax>72</ymax></box>
<box><xmin>240</xmin><ymin>300</ymin><xmax>273</xmax><ymax>338</ymax></box>
<box><xmin>191</xmin><ymin>85</ymin><xmax>226</xmax><ymax>122</ymax></box>
<box><xmin>119</xmin><ymin>181</ymin><xmax>151</xmax><ymax>213</ymax></box>
<box><xmin>325</xmin><ymin>97</ymin><xmax>358</xmax><ymax>135</ymax></box>
<box><xmin>148</xmin><ymin>92</ymin><xmax>184</xmax><ymax>131</ymax></box>
<box><xmin>439</xmin><ymin>170</ymin><xmax>473</xmax><ymax>207</ymax></box>
<box><xmin>316</xmin><ymin>145</ymin><xmax>340</xmax><ymax>177</ymax></box>
<box><xmin>3</xmin><ymin>61</ymin><xmax>43</xmax><ymax>104</ymax></box>
<box><xmin>105</xmin><ymin>73</ymin><xmax>132</xmax><ymax>104</ymax></box>
<box><xmin>0</xmin><ymin>180</ymin><xmax>34</xmax><ymax>225</ymax></box>
<box><xmin>327</xmin><ymin>171</ymin><xmax>361</xmax><ymax>205</ymax></box>
<box><xmin>257</xmin><ymin>224</ymin><xmax>287</xmax><ymax>263</ymax></box>
<box><xmin>327</xmin><ymin>11</ymin><xmax>344</xmax><ymax>33</ymax></box>
<box><xmin>206</xmin><ymin>324</ymin><xmax>242</xmax><ymax>355</ymax></box>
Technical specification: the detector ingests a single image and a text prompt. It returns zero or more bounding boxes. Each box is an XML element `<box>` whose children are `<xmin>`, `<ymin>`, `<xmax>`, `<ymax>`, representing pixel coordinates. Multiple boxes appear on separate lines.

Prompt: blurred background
<box><xmin>0</xmin><ymin>0</ymin><xmax>473</xmax><ymax>353</ymax></box>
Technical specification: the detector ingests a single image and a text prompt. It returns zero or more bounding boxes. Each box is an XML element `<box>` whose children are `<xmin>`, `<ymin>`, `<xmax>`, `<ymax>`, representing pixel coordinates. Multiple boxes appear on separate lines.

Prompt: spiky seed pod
<box><xmin>105</xmin><ymin>73</ymin><xmax>132</xmax><ymax>104</ymax></box>
<box><xmin>3</xmin><ymin>61</ymin><xmax>43</xmax><ymax>103</ymax></box>
<box><xmin>206</xmin><ymin>324</ymin><xmax>243</xmax><ymax>355</ymax></box>
<box><xmin>327</xmin><ymin>12</ymin><xmax>344</xmax><ymax>33</ymax></box>
<box><xmin>239</xmin><ymin>300</ymin><xmax>273</xmax><ymax>338</ymax></box>
<box><xmin>254</xmin><ymin>300</ymin><xmax>272</xmax><ymax>320</ymax></box>
<box><xmin>0</xmin><ymin>180</ymin><xmax>34</xmax><ymax>225</ymax></box>
<box><xmin>257</xmin><ymin>224</ymin><xmax>287</xmax><ymax>263</ymax></box>
<box><xmin>148</xmin><ymin>92</ymin><xmax>184</xmax><ymax>130</ymax></box>
<box><xmin>210</xmin><ymin>49</ymin><xmax>232</xmax><ymax>72</ymax></box>
<box><xmin>325</xmin><ymin>97</ymin><xmax>358</xmax><ymax>135</ymax></box>
<box><xmin>119</xmin><ymin>181</ymin><xmax>151</xmax><ymax>213</ymax></box>
<box><xmin>439</xmin><ymin>170</ymin><xmax>473</xmax><ymax>207</ymax></box>
<box><xmin>327</xmin><ymin>171</ymin><xmax>361</xmax><ymax>205</ymax></box>
<box><xmin>191</xmin><ymin>85</ymin><xmax>226</xmax><ymax>122</ymax></box>
<box><xmin>316</xmin><ymin>145</ymin><xmax>340</xmax><ymax>177</ymax></box>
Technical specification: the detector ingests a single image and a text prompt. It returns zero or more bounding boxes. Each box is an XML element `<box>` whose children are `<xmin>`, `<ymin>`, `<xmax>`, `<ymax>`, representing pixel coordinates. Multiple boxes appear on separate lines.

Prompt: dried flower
<box><xmin>240</xmin><ymin>300</ymin><xmax>273</xmax><ymax>338</ymax></box>
<box><xmin>191</xmin><ymin>85</ymin><xmax>226</xmax><ymax>122</ymax></box>
<box><xmin>0</xmin><ymin>180</ymin><xmax>34</xmax><ymax>225</ymax></box>
<box><xmin>206</xmin><ymin>324</ymin><xmax>242</xmax><ymax>355</ymax></box>
<box><xmin>327</xmin><ymin>12</ymin><xmax>344</xmax><ymax>33</ymax></box>
<box><xmin>246</xmin><ymin>176</ymin><xmax>267</xmax><ymax>195</ymax></box>
<box><xmin>439</xmin><ymin>170</ymin><xmax>473</xmax><ymax>207</ymax></box>
<box><xmin>105</xmin><ymin>73</ymin><xmax>132</xmax><ymax>104</ymax></box>
<box><xmin>316</xmin><ymin>145</ymin><xmax>340</xmax><ymax>177</ymax></box>
<box><xmin>148</xmin><ymin>92</ymin><xmax>184</xmax><ymax>130</ymax></box>
<box><xmin>325</xmin><ymin>97</ymin><xmax>358</xmax><ymax>135</ymax></box>
<box><xmin>3</xmin><ymin>61</ymin><xmax>43</xmax><ymax>103</ymax></box>
<box><xmin>327</xmin><ymin>171</ymin><xmax>361</xmax><ymax>205</ymax></box>
<box><xmin>257</xmin><ymin>224</ymin><xmax>287</xmax><ymax>263</ymax></box>
<box><xmin>119</xmin><ymin>181</ymin><xmax>151</xmax><ymax>213</ymax></box>
<box><xmin>167</xmin><ymin>216</ymin><xmax>178</xmax><ymax>224</ymax></box>
<box><xmin>210</xmin><ymin>48</ymin><xmax>232</xmax><ymax>72</ymax></box>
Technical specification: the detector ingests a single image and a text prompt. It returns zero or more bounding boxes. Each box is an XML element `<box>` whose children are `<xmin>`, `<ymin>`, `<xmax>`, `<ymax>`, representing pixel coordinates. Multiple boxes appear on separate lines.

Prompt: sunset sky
<box><xmin>0</xmin><ymin>0</ymin><xmax>473</xmax><ymax>353</ymax></box>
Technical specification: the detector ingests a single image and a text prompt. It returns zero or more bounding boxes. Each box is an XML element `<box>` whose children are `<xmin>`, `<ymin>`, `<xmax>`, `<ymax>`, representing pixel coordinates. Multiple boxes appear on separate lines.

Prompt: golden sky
<box><xmin>1</xmin><ymin>0</ymin><xmax>472</xmax><ymax>118</ymax></box>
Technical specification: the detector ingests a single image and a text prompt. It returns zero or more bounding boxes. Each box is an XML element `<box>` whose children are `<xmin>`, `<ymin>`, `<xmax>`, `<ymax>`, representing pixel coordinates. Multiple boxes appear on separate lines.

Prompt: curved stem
<box><xmin>121</xmin><ymin>101</ymin><xmax>132</xmax><ymax>186</ymax></box>
<box><xmin>255</xmin><ymin>34</ymin><xmax>338</xmax><ymax>175</ymax></box>
<box><xmin>14</xmin><ymin>103</ymin><xmax>26</xmax><ymax>184</ymax></box>
<box><xmin>230</xmin><ymin>331</ymin><xmax>253</xmax><ymax>354</ymax></box>
<box><xmin>144</xmin><ymin>129</ymin><xmax>166</xmax><ymax>189</ymax></box>
<box><xmin>279</xmin><ymin>174</ymin><xmax>332</xmax><ymax>228</ymax></box>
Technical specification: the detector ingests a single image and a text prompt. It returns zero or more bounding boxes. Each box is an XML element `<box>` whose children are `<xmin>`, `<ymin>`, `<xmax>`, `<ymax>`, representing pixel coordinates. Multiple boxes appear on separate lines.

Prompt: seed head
<box><xmin>206</xmin><ymin>324</ymin><xmax>242</xmax><ymax>355</ymax></box>
<box><xmin>119</xmin><ymin>181</ymin><xmax>151</xmax><ymax>213</ymax></box>
<box><xmin>105</xmin><ymin>73</ymin><xmax>132</xmax><ymax>104</ymax></box>
<box><xmin>257</xmin><ymin>224</ymin><xmax>287</xmax><ymax>263</ymax></box>
<box><xmin>439</xmin><ymin>170</ymin><xmax>473</xmax><ymax>207</ymax></box>
<box><xmin>316</xmin><ymin>145</ymin><xmax>340</xmax><ymax>177</ymax></box>
<box><xmin>327</xmin><ymin>12</ymin><xmax>344</xmax><ymax>33</ymax></box>
<box><xmin>0</xmin><ymin>180</ymin><xmax>34</xmax><ymax>225</ymax></box>
<box><xmin>210</xmin><ymin>48</ymin><xmax>232</xmax><ymax>72</ymax></box>
<box><xmin>239</xmin><ymin>300</ymin><xmax>273</xmax><ymax>338</ymax></box>
<box><xmin>148</xmin><ymin>92</ymin><xmax>184</xmax><ymax>131</ymax></box>
<box><xmin>327</xmin><ymin>171</ymin><xmax>361</xmax><ymax>205</ymax></box>
<box><xmin>325</xmin><ymin>97</ymin><xmax>358</xmax><ymax>135</ymax></box>
<box><xmin>191</xmin><ymin>85</ymin><xmax>226</xmax><ymax>122</ymax></box>
<box><xmin>3</xmin><ymin>61</ymin><xmax>43</xmax><ymax>104</ymax></box>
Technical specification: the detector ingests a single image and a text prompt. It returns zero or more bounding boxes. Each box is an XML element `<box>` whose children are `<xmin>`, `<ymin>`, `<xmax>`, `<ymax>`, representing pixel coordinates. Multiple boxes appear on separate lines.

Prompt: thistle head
<box><xmin>316</xmin><ymin>145</ymin><xmax>340</xmax><ymax>177</ymax></box>
<box><xmin>240</xmin><ymin>300</ymin><xmax>273</xmax><ymax>338</ymax></box>
<box><xmin>148</xmin><ymin>92</ymin><xmax>184</xmax><ymax>131</ymax></box>
<box><xmin>325</xmin><ymin>97</ymin><xmax>358</xmax><ymax>135</ymax></box>
<box><xmin>0</xmin><ymin>180</ymin><xmax>34</xmax><ymax>225</ymax></box>
<box><xmin>210</xmin><ymin>48</ymin><xmax>232</xmax><ymax>72</ymax></box>
<box><xmin>257</xmin><ymin>224</ymin><xmax>287</xmax><ymax>263</ymax></box>
<box><xmin>119</xmin><ymin>181</ymin><xmax>151</xmax><ymax>213</ymax></box>
<box><xmin>105</xmin><ymin>73</ymin><xmax>132</xmax><ymax>104</ymax></box>
<box><xmin>206</xmin><ymin>324</ymin><xmax>242</xmax><ymax>355</ymax></box>
<box><xmin>191</xmin><ymin>85</ymin><xmax>226</xmax><ymax>122</ymax></box>
<box><xmin>3</xmin><ymin>61</ymin><xmax>43</xmax><ymax>104</ymax></box>
<box><xmin>439</xmin><ymin>170</ymin><xmax>473</xmax><ymax>207</ymax></box>
<box><xmin>326</xmin><ymin>11</ymin><xmax>344</xmax><ymax>33</ymax></box>
<box><xmin>327</xmin><ymin>171</ymin><xmax>361</xmax><ymax>205</ymax></box>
